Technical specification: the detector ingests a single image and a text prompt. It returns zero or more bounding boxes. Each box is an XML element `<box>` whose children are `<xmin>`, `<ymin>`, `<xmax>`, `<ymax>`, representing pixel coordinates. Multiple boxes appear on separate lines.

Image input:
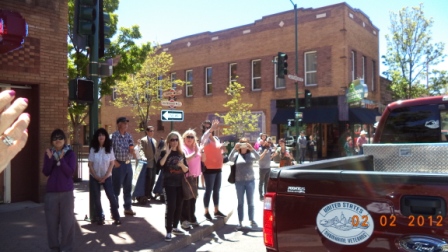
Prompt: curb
<box><xmin>142</xmin><ymin>210</ymin><xmax>234</xmax><ymax>252</ymax></box>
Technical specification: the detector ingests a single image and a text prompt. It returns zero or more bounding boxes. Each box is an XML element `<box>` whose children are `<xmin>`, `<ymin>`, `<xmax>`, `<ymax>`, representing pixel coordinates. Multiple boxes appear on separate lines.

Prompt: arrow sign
<box><xmin>162</xmin><ymin>89</ymin><xmax>182</xmax><ymax>97</ymax></box>
<box><xmin>287</xmin><ymin>74</ymin><xmax>304</xmax><ymax>82</ymax></box>
<box><xmin>161</xmin><ymin>110</ymin><xmax>184</xmax><ymax>122</ymax></box>
<box><xmin>161</xmin><ymin>99</ymin><xmax>183</xmax><ymax>108</ymax></box>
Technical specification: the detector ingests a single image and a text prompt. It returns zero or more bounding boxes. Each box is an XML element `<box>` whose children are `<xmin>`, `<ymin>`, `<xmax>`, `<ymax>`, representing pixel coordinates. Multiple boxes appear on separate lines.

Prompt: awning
<box><xmin>302</xmin><ymin>107</ymin><xmax>339</xmax><ymax>123</ymax></box>
<box><xmin>271</xmin><ymin>108</ymin><xmax>295</xmax><ymax>124</ymax></box>
<box><xmin>349</xmin><ymin>108</ymin><xmax>381</xmax><ymax>124</ymax></box>
<box><xmin>271</xmin><ymin>107</ymin><xmax>339</xmax><ymax>124</ymax></box>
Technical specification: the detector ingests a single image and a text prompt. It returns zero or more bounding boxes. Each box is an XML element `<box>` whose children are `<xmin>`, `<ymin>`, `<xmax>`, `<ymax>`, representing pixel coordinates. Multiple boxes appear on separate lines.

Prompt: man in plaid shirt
<box><xmin>111</xmin><ymin>117</ymin><xmax>137</xmax><ymax>216</ymax></box>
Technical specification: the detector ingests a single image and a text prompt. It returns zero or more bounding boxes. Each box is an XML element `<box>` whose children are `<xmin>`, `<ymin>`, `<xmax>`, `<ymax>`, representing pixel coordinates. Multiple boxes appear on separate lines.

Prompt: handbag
<box><xmin>228</xmin><ymin>154</ymin><xmax>238</xmax><ymax>184</ymax></box>
<box><xmin>182</xmin><ymin>174</ymin><xmax>197</xmax><ymax>200</ymax></box>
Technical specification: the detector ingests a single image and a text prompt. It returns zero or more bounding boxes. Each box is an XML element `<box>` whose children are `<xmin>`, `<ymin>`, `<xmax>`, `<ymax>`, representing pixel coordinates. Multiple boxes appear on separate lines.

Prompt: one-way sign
<box><xmin>161</xmin><ymin>110</ymin><xmax>184</xmax><ymax>122</ymax></box>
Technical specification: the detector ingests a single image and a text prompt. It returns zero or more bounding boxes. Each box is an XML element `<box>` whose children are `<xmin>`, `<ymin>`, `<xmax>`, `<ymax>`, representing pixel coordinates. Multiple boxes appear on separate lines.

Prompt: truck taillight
<box><xmin>263</xmin><ymin>192</ymin><xmax>276</xmax><ymax>249</ymax></box>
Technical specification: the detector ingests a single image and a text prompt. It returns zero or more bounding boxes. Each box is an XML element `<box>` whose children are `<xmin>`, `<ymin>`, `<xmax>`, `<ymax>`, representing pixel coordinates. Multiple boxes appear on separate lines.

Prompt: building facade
<box><xmin>0</xmin><ymin>0</ymin><xmax>68</xmax><ymax>203</ymax></box>
<box><xmin>101</xmin><ymin>3</ymin><xmax>382</xmax><ymax>158</ymax></box>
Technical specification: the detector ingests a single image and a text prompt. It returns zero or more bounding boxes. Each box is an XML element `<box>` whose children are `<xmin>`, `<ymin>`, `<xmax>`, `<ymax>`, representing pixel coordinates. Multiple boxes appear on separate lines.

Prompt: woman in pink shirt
<box><xmin>180</xmin><ymin>129</ymin><xmax>205</xmax><ymax>229</ymax></box>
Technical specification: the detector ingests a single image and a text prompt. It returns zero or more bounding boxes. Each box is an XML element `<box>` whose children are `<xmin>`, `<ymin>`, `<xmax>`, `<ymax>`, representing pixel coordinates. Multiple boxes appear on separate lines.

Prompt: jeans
<box><xmin>112</xmin><ymin>161</ymin><xmax>133</xmax><ymax>210</ymax></box>
<box><xmin>164</xmin><ymin>185</ymin><xmax>183</xmax><ymax>233</ymax></box>
<box><xmin>258</xmin><ymin>168</ymin><xmax>270</xmax><ymax>197</ymax></box>
<box><xmin>203</xmin><ymin>172</ymin><xmax>222</xmax><ymax>208</ymax></box>
<box><xmin>90</xmin><ymin>175</ymin><xmax>120</xmax><ymax>221</ymax></box>
<box><xmin>299</xmin><ymin>148</ymin><xmax>307</xmax><ymax>163</ymax></box>
<box><xmin>235</xmin><ymin>180</ymin><xmax>255</xmax><ymax>223</ymax></box>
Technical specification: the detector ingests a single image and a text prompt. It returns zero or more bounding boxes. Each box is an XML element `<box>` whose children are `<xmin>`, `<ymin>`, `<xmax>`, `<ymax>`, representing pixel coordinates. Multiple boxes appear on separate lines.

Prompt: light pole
<box><xmin>289</xmin><ymin>0</ymin><xmax>299</xmax><ymax>162</ymax></box>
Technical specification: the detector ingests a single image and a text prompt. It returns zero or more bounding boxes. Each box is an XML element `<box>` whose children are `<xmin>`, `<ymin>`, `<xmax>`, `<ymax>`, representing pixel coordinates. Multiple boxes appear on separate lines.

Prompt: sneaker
<box><xmin>172</xmin><ymin>228</ymin><xmax>185</xmax><ymax>235</ymax></box>
<box><xmin>190</xmin><ymin>221</ymin><xmax>199</xmax><ymax>226</ymax></box>
<box><xmin>204</xmin><ymin>212</ymin><xmax>213</xmax><ymax>221</ymax></box>
<box><xmin>250</xmin><ymin>220</ymin><xmax>258</xmax><ymax>228</ymax></box>
<box><xmin>214</xmin><ymin>210</ymin><xmax>226</xmax><ymax>218</ymax></box>
<box><xmin>235</xmin><ymin>222</ymin><xmax>243</xmax><ymax>231</ymax></box>
<box><xmin>113</xmin><ymin>220</ymin><xmax>121</xmax><ymax>225</ymax></box>
<box><xmin>165</xmin><ymin>233</ymin><xmax>172</xmax><ymax>242</ymax></box>
<box><xmin>181</xmin><ymin>221</ymin><xmax>192</xmax><ymax>230</ymax></box>
<box><xmin>97</xmin><ymin>220</ymin><xmax>105</xmax><ymax>225</ymax></box>
<box><xmin>124</xmin><ymin>209</ymin><xmax>136</xmax><ymax>216</ymax></box>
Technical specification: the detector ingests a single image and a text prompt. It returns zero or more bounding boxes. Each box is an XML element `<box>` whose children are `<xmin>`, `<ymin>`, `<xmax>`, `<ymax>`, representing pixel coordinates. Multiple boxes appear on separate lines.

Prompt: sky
<box><xmin>115</xmin><ymin>0</ymin><xmax>448</xmax><ymax>74</ymax></box>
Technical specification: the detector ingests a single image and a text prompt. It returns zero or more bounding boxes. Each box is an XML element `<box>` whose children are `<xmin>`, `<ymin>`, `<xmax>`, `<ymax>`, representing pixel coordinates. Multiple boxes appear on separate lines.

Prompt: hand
<box><xmin>210</xmin><ymin>119</ymin><xmax>220</xmax><ymax>132</ymax></box>
<box><xmin>0</xmin><ymin>90</ymin><xmax>30</xmax><ymax>172</ymax></box>
<box><xmin>114</xmin><ymin>160</ymin><xmax>120</xmax><ymax>168</ymax></box>
<box><xmin>46</xmin><ymin>149</ymin><xmax>53</xmax><ymax>159</ymax></box>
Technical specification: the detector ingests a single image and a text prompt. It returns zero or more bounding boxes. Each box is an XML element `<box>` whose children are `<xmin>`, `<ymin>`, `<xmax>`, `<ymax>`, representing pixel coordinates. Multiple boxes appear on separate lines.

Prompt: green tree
<box><xmin>383</xmin><ymin>3</ymin><xmax>445</xmax><ymax>99</ymax></box>
<box><xmin>113</xmin><ymin>48</ymin><xmax>184</xmax><ymax>132</ymax></box>
<box><xmin>67</xmin><ymin>0</ymin><xmax>151</xmax><ymax>143</ymax></box>
<box><xmin>216</xmin><ymin>82</ymin><xmax>259</xmax><ymax>139</ymax></box>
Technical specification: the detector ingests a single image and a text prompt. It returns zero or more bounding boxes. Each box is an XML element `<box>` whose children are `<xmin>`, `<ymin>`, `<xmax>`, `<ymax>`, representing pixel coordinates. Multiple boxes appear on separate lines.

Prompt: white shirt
<box><xmin>88</xmin><ymin>147</ymin><xmax>116</xmax><ymax>177</ymax></box>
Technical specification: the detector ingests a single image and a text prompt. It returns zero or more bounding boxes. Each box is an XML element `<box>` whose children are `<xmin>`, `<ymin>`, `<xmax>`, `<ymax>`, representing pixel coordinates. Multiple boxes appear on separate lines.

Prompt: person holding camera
<box><xmin>228</xmin><ymin>137</ymin><xmax>260</xmax><ymax>229</ymax></box>
<box><xmin>258</xmin><ymin>136</ymin><xmax>273</xmax><ymax>201</ymax></box>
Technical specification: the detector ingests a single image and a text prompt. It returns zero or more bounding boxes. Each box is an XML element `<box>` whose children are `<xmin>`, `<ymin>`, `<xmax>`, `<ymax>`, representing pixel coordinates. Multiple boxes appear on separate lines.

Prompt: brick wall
<box><xmin>0</xmin><ymin>0</ymin><xmax>68</xmax><ymax>202</ymax></box>
<box><xmin>101</xmin><ymin>2</ymin><xmax>381</xmax><ymax>143</ymax></box>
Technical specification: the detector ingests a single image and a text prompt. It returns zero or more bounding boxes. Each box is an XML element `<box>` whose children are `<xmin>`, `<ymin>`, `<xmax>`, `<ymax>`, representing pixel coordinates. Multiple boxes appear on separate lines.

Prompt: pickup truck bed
<box><xmin>264</xmin><ymin>155</ymin><xmax>448</xmax><ymax>252</ymax></box>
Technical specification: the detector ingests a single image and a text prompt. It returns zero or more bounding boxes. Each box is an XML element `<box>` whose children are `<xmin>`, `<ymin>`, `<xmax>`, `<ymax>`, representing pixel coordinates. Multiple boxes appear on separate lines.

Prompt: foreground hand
<box><xmin>0</xmin><ymin>90</ymin><xmax>30</xmax><ymax>172</ymax></box>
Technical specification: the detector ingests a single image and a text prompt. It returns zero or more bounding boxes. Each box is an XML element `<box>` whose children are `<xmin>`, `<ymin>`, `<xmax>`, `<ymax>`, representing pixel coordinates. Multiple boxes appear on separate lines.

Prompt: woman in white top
<box><xmin>88</xmin><ymin>128</ymin><xmax>121</xmax><ymax>225</ymax></box>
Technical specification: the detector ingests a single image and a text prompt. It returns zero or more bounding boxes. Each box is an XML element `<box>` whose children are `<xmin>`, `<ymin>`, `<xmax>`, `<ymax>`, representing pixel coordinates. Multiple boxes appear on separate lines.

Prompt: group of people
<box><xmin>344</xmin><ymin>130</ymin><xmax>369</xmax><ymax>156</ymax></box>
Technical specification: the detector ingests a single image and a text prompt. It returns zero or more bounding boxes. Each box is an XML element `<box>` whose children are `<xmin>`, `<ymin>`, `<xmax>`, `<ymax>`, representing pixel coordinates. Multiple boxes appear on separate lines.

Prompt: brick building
<box><xmin>0</xmin><ymin>0</ymin><xmax>68</xmax><ymax>203</ymax></box>
<box><xmin>101</xmin><ymin>3</ymin><xmax>383</xmax><ymax>158</ymax></box>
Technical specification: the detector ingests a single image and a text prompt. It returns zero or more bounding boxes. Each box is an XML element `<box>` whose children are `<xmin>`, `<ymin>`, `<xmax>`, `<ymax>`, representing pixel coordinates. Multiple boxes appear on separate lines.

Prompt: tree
<box><xmin>113</xmin><ymin>48</ymin><xmax>184</xmax><ymax>132</ymax></box>
<box><xmin>383</xmin><ymin>3</ymin><xmax>446</xmax><ymax>99</ymax></box>
<box><xmin>67</xmin><ymin>0</ymin><xmax>151</xmax><ymax>143</ymax></box>
<box><xmin>216</xmin><ymin>81</ymin><xmax>259</xmax><ymax>139</ymax></box>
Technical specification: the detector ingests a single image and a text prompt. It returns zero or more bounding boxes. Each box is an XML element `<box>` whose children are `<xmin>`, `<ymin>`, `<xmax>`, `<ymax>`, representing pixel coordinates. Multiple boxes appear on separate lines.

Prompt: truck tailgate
<box><xmin>270</xmin><ymin>168</ymin><xmax>448</xmax><ymax>252</ymax></box>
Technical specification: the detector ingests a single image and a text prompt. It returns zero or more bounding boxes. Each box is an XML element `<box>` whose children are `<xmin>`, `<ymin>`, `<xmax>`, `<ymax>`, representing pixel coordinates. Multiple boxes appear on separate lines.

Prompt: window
<box><xmin>229</xmin><ymin>63</ymin><xmax>237</xmax><ymax>83</ymax></box>
<box><xmin>171</xmin><ymin>72</ymin><xmax>177</xmax><ymax>89</ymax></box>
<box><xmin>305</xmin><ymin>51</ymin><xmax>317</xmax><ymax>85</ymax></box>
<box><xmin>274</xmin><ymin>56</ymin><xmax>285</xmax><ymax>89</ymax></box>
<box><xmin>362</xmin><ymin>56</ymin><xmax>366</xmax><ymax>81</ymax></box>
<box><xmin>112</xmin><ymin>87</ymin><xmax>117</xmax><ymax>101</ymax></box>
<box><xmin>185</xmin><ymin>70</ymin><xmax>193</xmax><ymax>97</ymax></box>
<box><xmin>252</xmin><ymin>60</ymin><xmax>261</xmax><ymax>90</ymax></box>
<box><xmin>371</xmin><ymin>60</ymin><xmax>376</xmax><ymax>91</ymax></box>
<box><xmin>205</xmin><ymin>67</ymin><xmax>212</xmax><ymax>95</ymax></box>
<box><xmin>157</xmin><ymin>76</ymin><xmax>163</xmax><ymax>100</ymax></box>
<box><xmin>351</xmin><ymin>51</ymin><xmax>356</xmax><ymax>81</ymax></box>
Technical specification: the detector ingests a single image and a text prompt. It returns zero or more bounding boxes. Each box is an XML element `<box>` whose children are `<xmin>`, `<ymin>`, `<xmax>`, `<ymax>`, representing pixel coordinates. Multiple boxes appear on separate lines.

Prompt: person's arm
<box><xmin>179</xmin><ymin>156</ymin><xmax>189</xmax><ymax>173</ymax></box>
<box><xmin>159</xmin><ymin>149</ymin><xmax>170</xmax><ymax>166</ymax></box>
<box><xmin>259</xmin><ymin>148</ymin><xmax>269</xmax><ymax>160</ymax></box>
<box><xmin>60</xmin><ymin>150</ymin><xmax>76</xmax><ymax>178</ymax></box>
<box><xmin>42</xmin><ymin>150</ymin><xmax>54</xmax><ymax>176</ymax></box>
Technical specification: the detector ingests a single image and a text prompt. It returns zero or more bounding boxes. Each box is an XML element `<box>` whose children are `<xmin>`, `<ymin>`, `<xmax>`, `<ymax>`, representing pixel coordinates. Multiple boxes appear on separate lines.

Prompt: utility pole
<box><xmin>289</xmin><ymin>0</ymin><xmax>300</xmax><ymax>162</ymax></box>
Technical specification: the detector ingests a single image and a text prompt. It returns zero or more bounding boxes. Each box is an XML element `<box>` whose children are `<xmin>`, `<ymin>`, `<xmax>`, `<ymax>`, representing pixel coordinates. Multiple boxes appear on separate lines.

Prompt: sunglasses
<box><xmin>186</xmin><ymin>136</ymin><xmax>195</xmax><ymax>139</ymax></box>
<box><xmin>52</xmin><ymin>136</ymin><xmax>64</xmax><ymax>141</ymax></box>
<box><xmin>170</xmin><ymin>138</ymin><xmax>179</xmax><ymax>142</ymax></box>
<box><xmin>146</xmin><ymin>129</ymin><xmax>154</xmax><ymax>132</ymax></box>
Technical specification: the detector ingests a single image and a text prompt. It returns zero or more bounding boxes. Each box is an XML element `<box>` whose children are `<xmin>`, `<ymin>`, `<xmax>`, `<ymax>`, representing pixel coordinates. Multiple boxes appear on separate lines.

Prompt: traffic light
<box><xmin>0</xmin><ymin>10</ymin><xmax>28</xmax><ymax>54</ymax></box>
<box><xmin>69</xmin><ymin>78</ymin><xmax>94</xmax><ymax>103</ymax></box>
<box><xmin>98</xmin><ymin>0</ymin><xmax>111</xmax><ymax>58</ymax></box>
<box><xmin>305</xmin><ymin>89</ymin><xmax>312</xmax><ymax>108</ymax></box>
<box><xmin>76</xmin><ymin>0</ymin><xmax>97</xmax><ymax>36</ymax></box>
<box><xmin>277</xmin><ymin>52</ymin><xmax>288</xmax><ymax>79</ymax></box>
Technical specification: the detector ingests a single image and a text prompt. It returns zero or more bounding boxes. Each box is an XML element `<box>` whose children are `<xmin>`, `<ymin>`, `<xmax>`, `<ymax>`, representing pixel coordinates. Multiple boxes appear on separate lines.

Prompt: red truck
<box><xmin>264</xmin><ymin>96</ymin><xmax>448</xmax><ymax>252</ymax></box>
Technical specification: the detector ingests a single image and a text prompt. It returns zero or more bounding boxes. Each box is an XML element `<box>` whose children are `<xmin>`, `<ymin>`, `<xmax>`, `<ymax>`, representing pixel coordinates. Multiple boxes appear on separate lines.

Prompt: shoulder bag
<box><xmin>228</xmin><ymin>154</ymin><xmax>238</xmax><ymax>184</ymax></box>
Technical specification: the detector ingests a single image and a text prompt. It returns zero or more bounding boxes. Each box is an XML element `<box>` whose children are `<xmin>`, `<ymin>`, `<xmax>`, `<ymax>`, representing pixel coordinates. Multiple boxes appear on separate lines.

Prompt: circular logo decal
<box><xmin>316</xmin><ymin>201</ymin><xmax>374</xmax><ymax>245</ymax></box>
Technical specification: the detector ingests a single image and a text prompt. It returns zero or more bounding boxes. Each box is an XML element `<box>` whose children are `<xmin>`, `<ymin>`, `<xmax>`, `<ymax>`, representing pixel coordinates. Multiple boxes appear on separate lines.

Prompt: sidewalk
<box><xmin>0</xmin><ymin>163</ymin><xmax>239</xmax><ymax>252</ymax></box>
<box><xmin>0</xmin><ymin>161</ymin><xmax>281</xmax><ymax>251</ymax></box>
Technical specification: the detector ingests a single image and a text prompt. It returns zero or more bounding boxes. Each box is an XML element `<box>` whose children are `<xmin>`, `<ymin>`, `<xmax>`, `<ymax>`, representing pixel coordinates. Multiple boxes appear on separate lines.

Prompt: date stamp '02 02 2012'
<box><xmin>351</xmin><ymin>215</ymin><xmax>444</xmax><ymax>227</ymax></box>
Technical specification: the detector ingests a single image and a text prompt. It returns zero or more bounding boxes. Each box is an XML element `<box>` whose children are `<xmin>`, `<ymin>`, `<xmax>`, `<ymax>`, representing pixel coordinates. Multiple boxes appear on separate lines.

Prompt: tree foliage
<box><xmin>383</xmin><ymin>3</ymin><xmax>446</xmax><ymax>99</ymax></box>
<box><xmin>217</xmin><ymin>82</ymin><xmax>259</xmax><ymax>139</ymax></box>
<box><xmin>113</xmin><ymin>48</ymin><xmax>184</xmax><ymax>132</ymax></box>
<box><xmin>67</xmin><ymin>0</ymin><xmax>151</xmax><ymax>143</ymax></box>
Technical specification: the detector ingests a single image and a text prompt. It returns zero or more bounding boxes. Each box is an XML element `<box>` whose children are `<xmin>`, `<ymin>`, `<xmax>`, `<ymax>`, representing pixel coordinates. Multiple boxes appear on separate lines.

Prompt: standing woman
<box><xmin>157</xmin><ymin>131</ymin><xmax>189</xmax><ymax>242</ymax></box>
<box><xmin>42</xmin><ymin>129</ymin><xmax>76</xmax><ymax>252</ymax></box>
<box><xmin>307</xmin><ymin>135</ymin><xmax>317</xmax><ymax>162</ymax></box>
<box><xmin>228</xmin><ymin>137</ymin><xmax>260</xmax><ymax>229</ymax></box>
<box><xmin>275</xmin><ymin>138</ymin><xmax>292</xmax><ymax>167</ymax></box>
<box><xmin>88</xmin><ymin>128</ymin><xmax>121</xmax><ymax>225</ymax></box>
<box><xmin>180</xmin><ymin>129</ymin><xmax>205</xmax><ymax>229</ymax></box>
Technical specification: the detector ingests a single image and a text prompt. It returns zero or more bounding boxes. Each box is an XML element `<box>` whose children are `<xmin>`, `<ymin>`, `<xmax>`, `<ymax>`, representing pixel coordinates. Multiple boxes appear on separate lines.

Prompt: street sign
<box><xmin>161</xmin><ymin>110</ymin><xmax>184</xmax><ymax>122</ymax></box>
<box><xmin>162</xmin><ymin>89</ymin><xmax>182</xmax><ymax>97</ymax></box>
<box><xmin>161</xmin><ymin>99</ymin><xmax>183</xmax><ymax>108</ymax></box>
<box><xmin>295</xmin><ymin>111</ymin><xmax>303</xmax><ymax>119</ymax></box>
<box><xmin>287</xmin><ymin>74</ymin><xmax>304</xmax><ymax>82</ymax></box>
